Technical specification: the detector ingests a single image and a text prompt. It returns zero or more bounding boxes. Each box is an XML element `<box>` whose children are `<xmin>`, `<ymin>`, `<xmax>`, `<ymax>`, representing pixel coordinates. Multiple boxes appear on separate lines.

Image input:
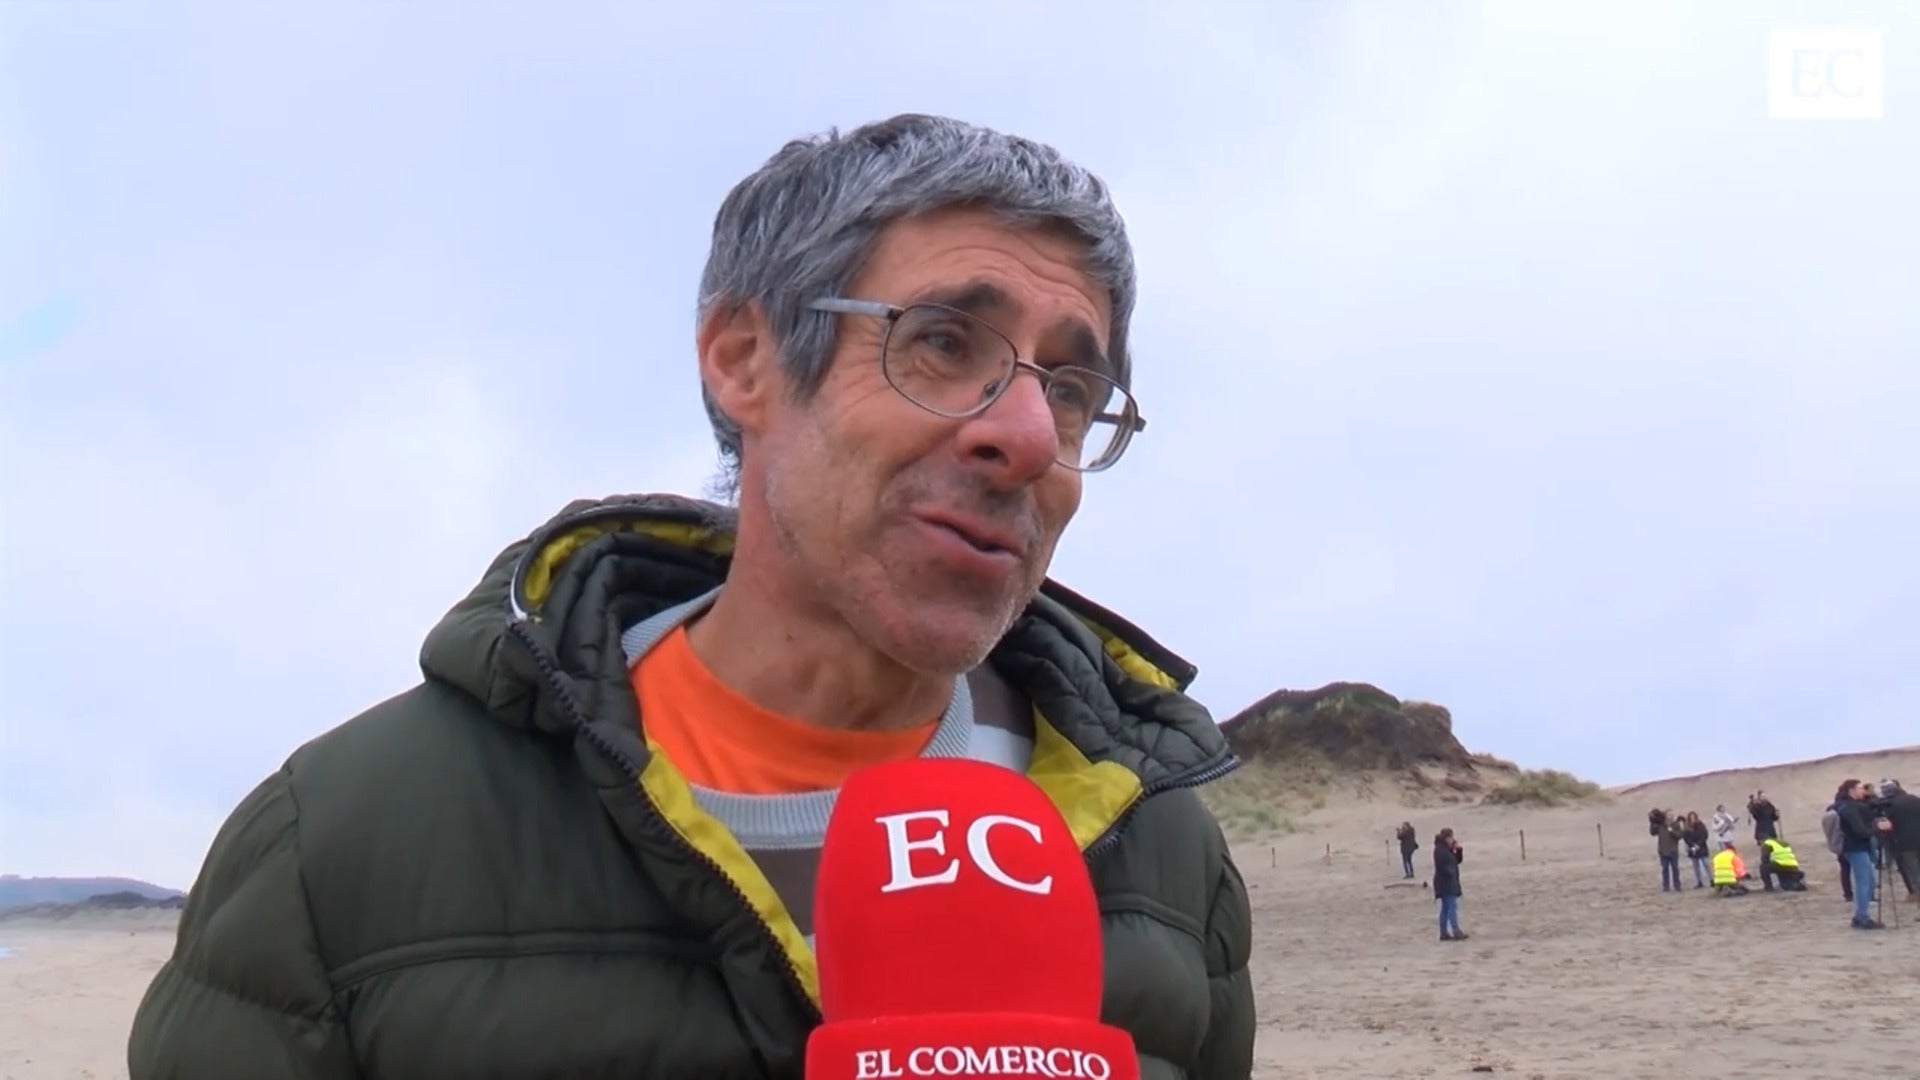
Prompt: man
<box><xmin>1655</xmin><ymin>811</ymin><xmax>1684</xmax><ymax>893</ymax></box>
<box><xmin>126</xmin><ymin>114</ymin><xmax>1256</xmax><ymax>1079</ymax></box>
<box><xmin>1878</xmin><ymin>779</ymin><xmax>1920</xmax><ymax>900</ymax></box>
<box><xmin>1834</xmin><ymin>778</ymin><xmax>1896</xmax><ymax>930</ymax></box>
<box><xmin>1747</xmin><ymin>790</ymin><xmax>1780</xmax><ymax>843</ymax></box>
<box><xmin>1758</xmin><ymin>835</ymin><xmax>1805</xmax><ymax>892</ymax></box>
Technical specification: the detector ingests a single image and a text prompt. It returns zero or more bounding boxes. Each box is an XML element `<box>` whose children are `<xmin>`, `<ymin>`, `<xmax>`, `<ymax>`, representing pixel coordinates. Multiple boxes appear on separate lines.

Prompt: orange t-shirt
<box><xmin>631</xmin><ymin>625</ymin><xmax>939</xmax><ymax>795</ymax></box>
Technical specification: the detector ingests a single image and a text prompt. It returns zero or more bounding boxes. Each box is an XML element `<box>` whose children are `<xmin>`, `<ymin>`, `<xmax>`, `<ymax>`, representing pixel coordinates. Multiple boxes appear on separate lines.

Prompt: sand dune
<box><xmin>3</xmin><ymin>749</ymin><xmax>1917</xmax><ymax>1079</ymax></box>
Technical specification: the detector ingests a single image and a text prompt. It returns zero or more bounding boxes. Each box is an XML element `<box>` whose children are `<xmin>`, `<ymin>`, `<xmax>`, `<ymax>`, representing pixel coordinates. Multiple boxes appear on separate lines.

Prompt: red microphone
<box><xmin>806</xmin><ymin>757</ymin><xmax>1138</xmax><ymax>1080</ymax></box>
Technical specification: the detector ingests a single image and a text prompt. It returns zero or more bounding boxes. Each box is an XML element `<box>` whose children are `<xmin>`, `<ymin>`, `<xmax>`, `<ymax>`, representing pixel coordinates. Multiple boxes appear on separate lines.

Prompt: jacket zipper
<box><xmin>506</xmin><ymin>619</ymin><xmax>823</xmax><ymax>1024</ymax></box>
<box><xmin>1083</xmin><ymin>753</ymin><xmax>1243</xmax><ymax>859</ymax></box>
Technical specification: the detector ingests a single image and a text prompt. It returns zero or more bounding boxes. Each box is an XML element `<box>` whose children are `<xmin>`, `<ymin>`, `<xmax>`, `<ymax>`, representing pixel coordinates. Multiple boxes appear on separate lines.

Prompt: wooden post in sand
<box><xmin>1519</xmin><ymin>829</ymin><xmax>1527</xmax><ymax>862</ymax></box>
<box><xmin>1597</xmin><ymin>822</ymin><xmax>1605</xmax><ymax>858</ymax></box>
<box><xmin>1270</xmin><ymin>846</ymin><xmax>1276</xmax><ymax>868</ymax></box>
<box><xmin>1324</xmin><ymin>842</ymin><xmax>1332</xmax><ymax>865</ymax></box>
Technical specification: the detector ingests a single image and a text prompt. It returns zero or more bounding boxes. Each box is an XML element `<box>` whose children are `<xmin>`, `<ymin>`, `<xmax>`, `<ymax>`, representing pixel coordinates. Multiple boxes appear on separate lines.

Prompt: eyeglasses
<box><xmin>807</xmin><ymin>297</ymin><xmax>1145</xmax><ymax>473</ymax></box>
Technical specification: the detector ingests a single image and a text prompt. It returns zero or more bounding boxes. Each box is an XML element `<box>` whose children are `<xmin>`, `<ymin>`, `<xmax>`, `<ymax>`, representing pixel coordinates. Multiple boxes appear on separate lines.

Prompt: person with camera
<box><xmin>1833</xmin><ymin>778</ymin><xmax>1895</xmax><ymax>929</ymax></box>
<box><xmin>1653</xmin><ymin>809</ymin><xmax>1685</xmax><ymax>892</ymax></box>
<box><xmin>1878</xmin><ymin>779</ymin><xmax>1920</xmax><ymax>901</ymax></box>
<box><xmin>1433</xmin><ymin>828</ymin><xmax>1469</xmax><ymax>941</ymax></box>
<box><xmin>1396</xmin><ymin>821</ymin><xmax>1420</xmax><ymax>880</ymax></box>
<box><xmin>1747</xmin><ymin>790</ymin><xmax>1780</xmax><ymax>843</ymax></box>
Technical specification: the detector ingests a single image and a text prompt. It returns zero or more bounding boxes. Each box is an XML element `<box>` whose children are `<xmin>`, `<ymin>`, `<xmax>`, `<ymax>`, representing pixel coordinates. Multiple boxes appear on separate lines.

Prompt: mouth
<box><xmin>920</xmin><ymin>514</ymin><xmax>1022</xmax><ymax>558</ymax></box>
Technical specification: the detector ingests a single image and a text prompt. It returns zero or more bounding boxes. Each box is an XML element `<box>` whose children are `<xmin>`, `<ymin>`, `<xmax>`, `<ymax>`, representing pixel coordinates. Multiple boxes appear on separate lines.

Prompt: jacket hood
<box><xmin>418</xmin><ymin>493</ymin><xmax>1228</xmax><ymax>784</ymax></box>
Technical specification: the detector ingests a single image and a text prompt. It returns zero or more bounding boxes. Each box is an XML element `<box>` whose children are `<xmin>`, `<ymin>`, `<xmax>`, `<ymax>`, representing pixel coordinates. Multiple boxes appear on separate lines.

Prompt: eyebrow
<box><xmin>913</xmin><ymin>278</ymin><xmax>1113</xmax><ymax>376</ymax></box>
<box><xmin>913</xmin><ymin>279</ymin><xmax>1016</xmax><ymax>320</ymax></box>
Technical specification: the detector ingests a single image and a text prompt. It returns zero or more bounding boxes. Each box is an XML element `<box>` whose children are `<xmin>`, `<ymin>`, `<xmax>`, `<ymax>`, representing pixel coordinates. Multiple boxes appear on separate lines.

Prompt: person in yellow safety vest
<box><xmin>1760</xmin><ymin>836</ymin><xmax>1807</xmax><ymax>892</ymax></box>
<box><xmin>1712</xmin><ymin>842</ymin><xmax>1751</xmax><ymax>896</ymax></box>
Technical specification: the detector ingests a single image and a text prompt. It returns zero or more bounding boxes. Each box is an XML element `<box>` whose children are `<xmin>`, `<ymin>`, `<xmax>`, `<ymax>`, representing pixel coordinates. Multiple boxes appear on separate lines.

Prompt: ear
<box><xmin>698</xmin><ymin>300</ymin><xmax>779</xmax><ymax>443</ymax></box>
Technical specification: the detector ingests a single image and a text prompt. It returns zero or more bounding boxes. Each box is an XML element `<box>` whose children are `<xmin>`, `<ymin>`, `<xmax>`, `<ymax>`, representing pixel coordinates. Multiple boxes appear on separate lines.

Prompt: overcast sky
<box><xmin>2</xmin><ymin>1</ymin><xmax>1915</xmax><ymax>889</ymax></box>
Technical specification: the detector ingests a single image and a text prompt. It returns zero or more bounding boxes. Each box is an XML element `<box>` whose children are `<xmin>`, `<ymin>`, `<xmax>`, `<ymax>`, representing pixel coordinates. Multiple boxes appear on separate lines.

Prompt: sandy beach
<box><xmin>1238</xmin><ymin>793</ymin><xmax>1919</xmax><ymax>1079</ymax></box>
<box><xmin>0</xmin><ymin>914</ymin><xmax>175</xmax><ymax>1080</ymax></box>
<box><xmin>4</xmin><ymin>752</ymin><xmax>1917</xmax><ymax>1079</ymax></box>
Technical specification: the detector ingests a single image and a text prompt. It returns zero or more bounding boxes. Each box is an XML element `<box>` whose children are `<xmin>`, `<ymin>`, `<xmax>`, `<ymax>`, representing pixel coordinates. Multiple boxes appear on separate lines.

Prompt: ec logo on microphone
<box><xmin>1767</xmin><ymin>27</ymin><xmax>1883</xmax><ymax>120</ymax></box>
<box><xmin>874</xmin><ymin>809</ymin><xmax>1054</xmax><ymax>896</ymax></box>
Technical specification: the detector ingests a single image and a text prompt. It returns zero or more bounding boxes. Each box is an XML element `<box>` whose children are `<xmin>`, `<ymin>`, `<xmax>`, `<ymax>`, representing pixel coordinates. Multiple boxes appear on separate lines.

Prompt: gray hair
<box><xmin>694</xmin><ymin>113</ymin><xmax>1137</xmax><ymax>496</ymax></box>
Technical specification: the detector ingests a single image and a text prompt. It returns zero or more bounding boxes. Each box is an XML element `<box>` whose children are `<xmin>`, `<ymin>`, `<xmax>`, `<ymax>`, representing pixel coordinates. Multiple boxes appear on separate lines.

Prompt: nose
<box><xmin>952</xmin><ymin>368</ymin><xmax>1060</xmax><ymax>487</ymax></box>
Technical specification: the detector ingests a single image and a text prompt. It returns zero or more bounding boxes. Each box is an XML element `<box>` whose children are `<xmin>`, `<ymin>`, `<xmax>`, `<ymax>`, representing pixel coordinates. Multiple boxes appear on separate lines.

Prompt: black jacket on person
<box><xmin>1749</xmin><ymin>797</ymin><xmax>1780</xmax><ymax>837</ymax></box>
<box><xmin>1883</xmin><ymin>791</ymin><xmax>1920</xmax><ymax>853</ymax></box>
<box><xmin>1433</xmin><ymin>844</ymin><xmax>1464</xmax><ymax>899</ymax></box>
<box><xmin>1683</xmin><ymin>822</ymin><xmax>1710</xmax><ymax>859</ymax></box>
<box><xmin>1836</xmin><ymin>798</ymin><xmax>1879</xmax><ymax>854</ymax></box>
<box><xmin>1397</xmin><ymin>825</ymin><xmax>1419</xmax><ymax>856</ymax></box>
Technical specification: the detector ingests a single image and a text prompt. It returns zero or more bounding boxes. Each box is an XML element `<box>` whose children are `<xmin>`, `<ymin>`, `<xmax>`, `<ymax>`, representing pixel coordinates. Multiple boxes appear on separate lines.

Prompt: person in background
<box><xmin>1396</xmin><ymin>821</ymin><xmax>1420</xmax><ymax>880</ymax></box>
<box><xmin>1823</xmin><ymin>797</ymin><xmax>1855</xmax><ymax>903</ymax></box>
<box><xmin>1835</xmin><ymin>778</ymin><xmax>1895</xmax><ymax>930</ymax></box>
<box><xmin>1879</xmin><ymin>779</ymin><xmax>1920</xmax><ymax>901</ymax></box>
<box><xmin>1759</xmin><ymin>835</ymin><xmax>1806</xmax><ymax>892</ymax></box>
<box><xmin>1683</xmin><ymin>811</ymin><xmax>1712</xmax><ymax>889</ymax></box>
<box><xmin>1711</xmin><ymin>803</ymin><xmax>1738</xmax><ymax>845</ymax></box>
<box><xmin>1433</xmin><ymin>827</ymin><xmax>1468</xmax><ymax>941</ymax></box>
<box><xmin>1711</xmin><ymin>840</ymin><xmax>1751</xmax><ymax>897</ymax></box>
<box><xmin>1656</xmin><ymin>810</ymin><xmax>1685</xmax><ymax>893</ymax></box>
<box><xmin>1748</xmin><ymin>790</ymin><xmax>1780</xmax><ymax>843</ymax></box>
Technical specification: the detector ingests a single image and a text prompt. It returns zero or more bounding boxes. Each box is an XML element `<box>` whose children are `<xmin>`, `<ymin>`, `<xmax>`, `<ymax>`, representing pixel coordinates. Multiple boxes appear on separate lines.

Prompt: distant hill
<box><xmin>1221</xmin><ymin>681</ymin><xmax>1476</xmax><ymax>773</ymax></box>
<box><xmin>0</xmin><ymin>888</ymin><xmax>186</xmax><ymax>923</ymax></box>
<box><xmin>0</xmin><ymin>875</ymin><xmax>182</xmax><ymax>909</ymax></box>
<box><xmin>1204</xmin><ymin>681</ymin><xmax>1605</xmax><ymax>836</ymax></box>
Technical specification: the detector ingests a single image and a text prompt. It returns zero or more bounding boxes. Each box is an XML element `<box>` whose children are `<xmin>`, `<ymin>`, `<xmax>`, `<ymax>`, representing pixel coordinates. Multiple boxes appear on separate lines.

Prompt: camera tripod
<box><xmin>1874</xmin><ymin>843</ymin><xmax>1903</xmax><ymax>930</ymax></box>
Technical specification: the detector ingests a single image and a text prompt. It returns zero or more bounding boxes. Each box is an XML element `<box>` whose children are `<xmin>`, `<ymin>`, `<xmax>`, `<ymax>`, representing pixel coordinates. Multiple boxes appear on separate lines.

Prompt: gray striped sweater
<box><xmin>621</xmin><ymin>588</ymin><xmax>1035</xmax><ymax>941</ymax></box>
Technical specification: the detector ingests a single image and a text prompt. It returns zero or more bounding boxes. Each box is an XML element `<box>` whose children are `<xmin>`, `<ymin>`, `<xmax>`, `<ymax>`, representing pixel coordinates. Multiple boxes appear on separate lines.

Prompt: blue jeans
<box><xmin>1660</xmin><ymin>855</ymin><xmax>1681</xmax><ymax>891</ymax></box>
<box><xmin>1438</xmin><ymin>895</ymin><xmax>1461</xmax><ymax>936</ymax></box>
<box><xmin>1846</xmin><ymin>850</ymin><xmax>1877</xmax><ymax>925</ymax></box>
<box><xmin>1690</xmin><ymin>855</ymin><xmax>1710</xmax><ymax>887</ymax></box>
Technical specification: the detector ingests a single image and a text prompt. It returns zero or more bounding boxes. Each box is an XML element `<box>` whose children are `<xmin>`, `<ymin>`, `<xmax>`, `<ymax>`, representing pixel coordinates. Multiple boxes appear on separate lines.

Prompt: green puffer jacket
<box><xmin>128</xmin><ymin>495</ymin><xmax>1255</xmax><ymax>1079</ymax></box>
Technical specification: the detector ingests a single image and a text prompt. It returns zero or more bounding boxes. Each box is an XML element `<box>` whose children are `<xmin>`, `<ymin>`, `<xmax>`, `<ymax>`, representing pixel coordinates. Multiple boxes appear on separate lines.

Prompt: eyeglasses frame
<box><xmin>806</xmin><ymin>296</ymin><xmax>1146</xmax><ymax>473</ymax></box>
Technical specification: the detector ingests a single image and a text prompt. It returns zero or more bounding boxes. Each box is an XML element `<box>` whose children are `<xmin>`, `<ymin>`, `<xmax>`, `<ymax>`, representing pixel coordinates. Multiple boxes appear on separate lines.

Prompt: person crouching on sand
<box><xmin>1712</xmin><ymin>841</ymin><xmax>1751</xmax><ymax>897</ymax></box>
<box><xmin>1759</xmin><ymin>835</ymin><xmax>1806</xmax><ymax>892</ymax></box>
<box><xmin>1433</xmin><ymin>827</ymin><xmax>1469</xmax><ymax>941</ymax></box>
